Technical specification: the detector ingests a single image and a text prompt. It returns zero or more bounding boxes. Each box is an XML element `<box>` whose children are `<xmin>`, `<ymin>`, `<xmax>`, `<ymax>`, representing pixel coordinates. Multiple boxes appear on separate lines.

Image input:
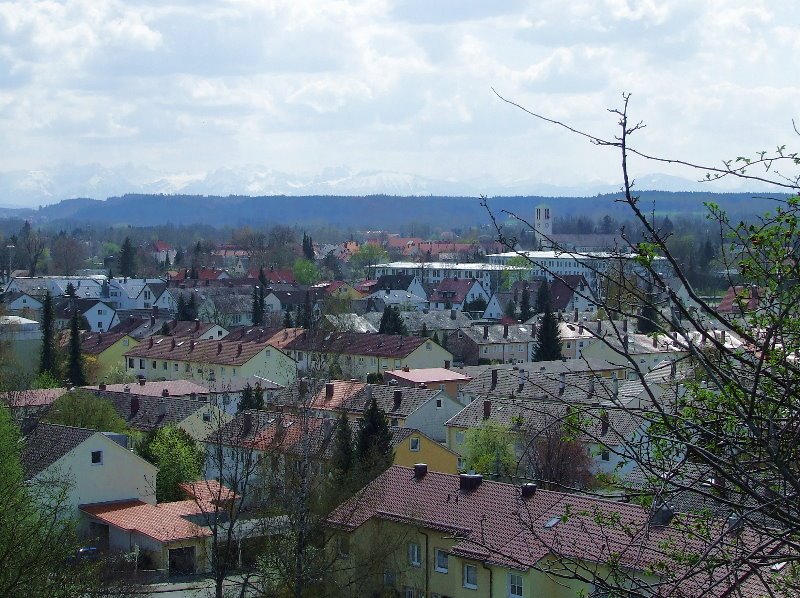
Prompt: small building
<box><xmin>384</xmin><ymin>367</ymin><xmax>472</xmax><ymax>399</ymax></box>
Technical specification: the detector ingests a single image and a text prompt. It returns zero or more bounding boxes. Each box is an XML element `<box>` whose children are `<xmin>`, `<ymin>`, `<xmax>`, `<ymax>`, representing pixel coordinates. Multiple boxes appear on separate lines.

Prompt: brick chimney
<box><xmin>130</xmin><ymin>396</ymin><xmax>140</xmax><ymax>417</ymax></box>
<box><xmin>171</xmin><ymin>337</ymin><xmax>176</xmax><ymax>350</ymax></box>
<box><xmin>237</xmin><ymin>343</ymin><xmax>242</xmax><ymax>356</ymax></box>
<box><xmin>138</xmin><ymin>376</ymin><xmax>147</xmax><ymax>386</ymax></box>
<box><xmin>558</xmin><ymin>372</ymin><xmax>566</xmax><ymax>396</ymax></box>
<box><xmin>162</xmin><ymin>388</ymin><xmax>169</xmax><ymax>397</ymax></box>
<box><xmin>190</xmin><ymin>339</ymin><xmax>195</xmax><ymax>352</ymax></box>
<box><xmin>413</xmin><ymin>463</ymin><xmax>428</xmax><ymax>479</ymax></box>
<box><xmin>521</xmin><ymin>482</ymin><xmax>537</xmax><ymax>499</ymax></box>
<box><xmin>325</xmin><ymin>383</ymin><xmax>334</xmax><ymax>401</ymax></box>
<box><xmin>217</xmin><ymin>342</ymin><xmax>222</xmax><ymax>354</ymax></box>
<box><xmin>459</xmin><ymin>473</ymin><xmax>483</xmax><ymax>492</ymax></box>
<box><xmin>98</xmin><ymin>382</ymin><xmax>106</xmax><ymax>391</ymax></box>
<box><xmin>194</xmin><ymin>319</ymin><xmax>200</xmax><ymax>332</ymax></box>
<box><xmin>483</xmin><ymin>399</ymin><xmax>491</xmax><ymax>419</ymax></box>
<box><xmin>483</xmin><ymin>325</ymin><xmax>489</xmax><ymax>340</ymax></box>
<box><xmin>393</xmin><ymin>389</ymin><xmax>402</xmax><ymax>411</ymax></box>
<box><xmin>402</xmin><ymin>365</ymin><xmax>410</xmax><ymax>372</ymax></box>
<box><xmin>148</xmin><ymin>337</ymin><xmax>154</xmax><ymax>348</ymax></box>
<box><xmin>600</xmin><ymin>410</ymin><xmax>609</xmax><ymax>436</ymax></box>
<box><xmin>503</xmin><ymin>324</ymin><xmax>509</xmax><ymax>338</ymax></box>
<box><xmin>491</xmin><ymin>368</ymin><xmax>498</xmax><ymax>390</ymax></box>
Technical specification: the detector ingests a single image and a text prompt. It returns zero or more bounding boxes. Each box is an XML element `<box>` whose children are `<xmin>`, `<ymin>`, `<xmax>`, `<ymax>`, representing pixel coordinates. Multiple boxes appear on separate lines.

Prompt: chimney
<box><xmin>483</xmin><ymin>399</ymin><xmax>491</xmax><ymax>420</ymax></box>
<box><xmin>148</xmin><ymin>337</ymin><xmax>154</xmax><ymax>348</ymax></box>
<box><xmin>623</xmin><ymin>319</ymin><xmax>628</xmax><ymax>332</ymax></box>
<box><xmin>491</xmin><ymin>368</ymin><xmax>498</xmax><ymax>390</ymax></box>
<box><xmin>444</xmin><ymin>360</ymin><xmax>451</xmax><ymax>369</ymax></box>
<box><xmin>600</xmin><ymin>410</ymin><xmax>609</xmax><ymax>436</ymax></box>
<box><xmin>393</xmin><ymin>390</ymin><xmax>402</xmax><ymax>411</ymax></box>
<box><xmin>130</xmin><ymin>396</ymin><xmax>140</xmax><ymax>417</ymax></box>
<box><xmin>578</xmin><ymin>321</ymin><xmax>584</xmax><ymax>334</ymax></box>
<box><xmin>530</xmin><ymin>323</ymin><xmax>537</xmax><ymax>337</ymax></box>
<box><xmin>483</xmin><ymin>325</ymin><xmax>489</xmax><ymax>340</ymax></box>
<box><xmin>123</xmin><ymin>385</ymin><xmax>131</xmax><ymax>393</ymax></box>
<box><xmin>413</xmin><ymin>463</ymin><xmax>428</xmax><ymax>479</ymax></box>
<box><xmin>612</xmin><ymin>373</ymin><xmax>619</xmax><ymax>400</ymax></box>
<box><xmin>98</xmin><ymin>382</ymin><xmax>106</xmax><ymax>391</ymax></box>
<box><xmin>521</xmin><ymin>482</ymin><xmax>537</xmax><ymax>499</ymax></box>
<box><xmin>652</xmin><ymin>335</ymin><xmax>658</xmax><ymax>348</ymax></box>
<box><xmin>190</xmin><ymin>339</ymin><xmax>195</xmax><ymax>352</ymax></box>
<box><xmin>325</xmin><ymin>383</ymin><xmax>334</xmax><ymax>401</ymax></box>
<box><xmin>96</xmin><ymin>333</ymin><xmax>103</xmax><ymax>345</ymax></box>
<box><xmin>171</xmin><ymin>338</ymin><xmax>176</xmax><ymax>350</ymax></box>
<box><xmin>623</xmin><ymin>335</ymin><xmax>629</xmax><ymax>352</ymax></box>
<box><xmin>596</xmin><ymin>318</ymin><xmax>602</xmax><ymax>333</ymax></box>
<box><xmin>138</xmin><ymin>376</ymin><xmax>146</xmax><ymax>386</ymax></box>
<box><xmin>150</xmin><ymin>314</ymin><xmax>155</xmax><ymax>328</ymax></box>
<box><xmin>217</xmin><ymin>342</ymin><xmax>222</xmax><ymax>354</ymax></box>
<box><xmin>194</xmin><ymin>319</ymin><xmax>200</xmax><ymax>332</ymax></box>
<box><xmin>670</xmin><ymin>361</ymin><xmax>677</xmax><ymax>379</ymax></box>
<box><xmin>589</xmin><ymin>376</ymin><xmax>595</xmax><ymax>395</ymax></box>
<box><xmin>402</xmin><ymin>365</ymin><xmax>409</xmax><ymax>372</ymax></box>
<box><xmin>558</xmin><ymin>372</ymin><xmax>566</xmax><ymax>395</ymax></box>
<box><xmin>157</xmin><ymin>400</ymin><xmax>166</xmax><ymax>417</ymax></box>
<box><xmin>574</xmin><ymin>308</ymin><xmax>579</xmax><ymax>322</ymax></box>
<box><xmin>161</xmin><ymin>388</ymin><xmax>169</xmax><ymax>397</ymax></box>
<box><xmin>242</xmin><ymin>412</ymin><xmax>253</xmax><ymax>437</ymax></box>
<box><xmin>720</xmin><ymin>329</ymin><xmax>726</xmax><ymax>345</ymax></box>
<box><xmin>459</xmin><ymin>473</ymin><xmax>483</xmax><ymax>492</ymax></box>
<box><xmin>650</xmin><ymin>502</ymin><xmax>675</xmax><ymax>527</ymax></box>
<box><xmin>450</xmin><ymin>308</ymin><xmax>457</xmax><ymax>320</ymax></box>
<box><xmin>503</xmin><ymin>324</ymin><xmax>509</xmax><ymax>338</ymax></box>
<box><xmin>237</xmin><ymin>343</ymin><xmax>242</xmax><ymax>356</ymax></box>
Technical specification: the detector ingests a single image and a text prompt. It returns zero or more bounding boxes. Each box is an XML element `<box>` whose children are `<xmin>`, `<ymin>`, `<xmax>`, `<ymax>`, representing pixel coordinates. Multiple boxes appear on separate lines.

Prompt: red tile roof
<box><xmin>717</xmin><ymin>286</ymin><xmax>763</xmax><ymax>314</ymax></box>
<box><xmin>81</xmin><ymin>500</ymin><xmax>212</xmax><ymax>544</ymax></box>
<box><xmin>179</xmin><ymin>480</ymin><xmax>238</xmax><ymax>505</ymax></box>
<box><xmin>85</xmin><ymin>379</ymin><xmax>210</xmax><ymax>398</ymax></box>
<box><xmin>430</xmin><ymin>278</ymin><xmax>482</xmax><ymax>305</ymax></box>
<box><xmin>124</xmin><ymin>335</ymin><xmax>283</xmax><ymax>366</ymax></box>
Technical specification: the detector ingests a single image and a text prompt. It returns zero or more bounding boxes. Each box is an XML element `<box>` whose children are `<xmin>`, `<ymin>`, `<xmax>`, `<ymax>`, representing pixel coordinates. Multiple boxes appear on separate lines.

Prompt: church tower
<box><xmin>534</xmin><ymin>204</ymin><xmax>552</xmax><ymax>249</ymax></box>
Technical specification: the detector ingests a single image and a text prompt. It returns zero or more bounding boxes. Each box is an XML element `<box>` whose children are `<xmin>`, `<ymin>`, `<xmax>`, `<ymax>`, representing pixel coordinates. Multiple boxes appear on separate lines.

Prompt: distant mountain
<box><xmin>0</xmin><ymin>163</ymin><xmax>776</xmax><ymax>209</ymax></box>
<box><xmin>0</xmin><ymin>190</ymin><xmax>787</xmax><ymax>230</ymax></box>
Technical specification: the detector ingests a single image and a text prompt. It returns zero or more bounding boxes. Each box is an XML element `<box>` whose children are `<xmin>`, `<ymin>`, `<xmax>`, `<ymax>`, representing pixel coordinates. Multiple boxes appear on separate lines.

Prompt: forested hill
<box><xmin>1</xmin><ymin>191</ymin><xmax>788</xmax><ymax>229</ymax></box>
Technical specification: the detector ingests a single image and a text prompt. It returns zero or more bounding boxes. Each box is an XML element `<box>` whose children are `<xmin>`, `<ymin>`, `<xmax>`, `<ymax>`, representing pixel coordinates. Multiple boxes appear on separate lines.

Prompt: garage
<box><xmin>168</xmin><ymin>546</ymin><xmax>196</xmax><ymax>576</ymax></box>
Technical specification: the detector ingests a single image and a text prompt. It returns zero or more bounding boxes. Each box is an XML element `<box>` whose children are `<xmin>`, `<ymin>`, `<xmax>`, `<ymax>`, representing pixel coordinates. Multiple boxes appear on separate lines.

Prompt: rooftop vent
<box><xmin>459</xmin><ymin>473</ymin><xmax>483</xmax><ymax>492</ymax></box>
<box><xmin>413</xmin><ymin>463</ymin><xmax>428</xmax><ymax>479</ymax></box>
<box><xmin>650</xmin><ymin>502</ymin><xmax>675</xmax><ymax>527</ymax></box>
<box><xmin>521</xmin><ymin>483</ymin><xmax>537</xmax><ymax>499</ymax></box>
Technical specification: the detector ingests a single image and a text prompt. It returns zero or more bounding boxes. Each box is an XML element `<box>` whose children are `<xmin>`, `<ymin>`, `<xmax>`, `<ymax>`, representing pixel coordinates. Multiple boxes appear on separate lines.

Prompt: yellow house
<box><xmin>391</xmin><ymin>428</ymin><xmax>459</xmax><ymax>474</ymax></box>
<box><xmin>123</xmin><ymin>334</ymin><xmax>297</xmax><ymax>387</ymax></box>
<box><xmin>326</xmin><ymin>466</ymin><xmax>681</xmax><ymax>598</ymax></box>
<box><xmin>77</xmin><ymin>332</ymin><xmax>140</xmax><ymax>380</ymax></box>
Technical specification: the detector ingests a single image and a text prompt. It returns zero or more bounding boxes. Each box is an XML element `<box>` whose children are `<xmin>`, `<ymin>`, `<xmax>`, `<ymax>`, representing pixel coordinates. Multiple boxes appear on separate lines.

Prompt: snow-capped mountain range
<box><xmin>0</xmin><ymin>164</ymin><xmax>760</xmax><ymax>208</ymax></box>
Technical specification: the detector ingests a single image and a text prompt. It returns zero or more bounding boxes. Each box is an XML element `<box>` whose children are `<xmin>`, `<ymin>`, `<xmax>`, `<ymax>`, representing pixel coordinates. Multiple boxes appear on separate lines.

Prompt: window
<box><xmin>163</xmin><ymin>361</ymin><xmax>167</xmax><ymax>370</ymax></box>
<box><xmin>403</xmin><ymin>588</ymin><xmax>415</xmax><ymax>598</ymax></box>
<box><xmin>456</xmin><ymin>431</ymin><xmax>465</xmax><ymax>444</ymax></box>
<box><xmin>458</xmin><ymin>457</ymin><xmax>466</xmax><ymax>470</ymax></box>
<box><xmin>91</xmin><ymin>450</ymin><xmax>103</xmax><ymax>465</ymax></box>
<box><xmin>436</xmin><ymin>398</ymin><xmax>442</xmax><ymax>408</ymax></box>
<box><xmin>98</xmin><ymin>322</ymin><xmax>103</xmax><ymax>329</ymax></box>
<box><xmin>508</xmin><ymin>572</ymin><xmax>523</xmax><ymax>597</ymax></box>
<box><xmin>128</xmin><ymin>358</ymin><xmax>134</xmax><ymax>368</ymax></box>
<box><xmin>174</xmin><ymin>363</ymin><xmax>179</xmax><ymax>372</ymax></box>
<box><xmin>410</xmin><ymin>437</ymin><xmax>420</xmax><ymax>452</ymax></box>
<box><xmin>383</xmin><ymin>570</ymin><xmax>395</xmax><ymax>587</ymax></box>
<box><xmin>434</xmin><ymin>549</ymin><xmax>449</xmax><ymax>573</ymax></box>
<box><xmin>152</xmin><ymin>361</ymin><xmax>157</xmax><ymax>369</ymax></box>
<box><xmin>395</xmin><ymin>359</ymin><xmax>401</xmax><ymax>367</ymax></box>
<box><xmin>463</xmin><ymin>563</ymin><xmax>478</xmax><ymax>589</ymax></box>
<box><xmin>185</xmin><ymin>364</ymin><xmax>191</xmax><ymax>372</ymax></box>
<box><xmin>601</xmin><ymin>450</ymin><xmax>610</xmax><ymax>461</ymax></box>
<box><xmin>297</xmin><ymin>352</ymin><xmax>304</xmax><ymax>361</ymax></box>
<box><xmin>408</xmin><ymin>542</ymin><xmax>421</xmax><ymax>567</ymax></box>
<box><xmin>337</xmin><ymin>536</ymin><xmax>350</xmax><ymax>558</ymax></box>
<box><xmin>391</xmin><ymin>418</ymin><xmax>399</xmax><ymax>427</ymax></box>
<box><xmin>122</xmin><ymin>338</ymin><xmax>129</xmax><ymax>346</ymax></box>
<box><xmin>426</xmin><ymin>343</ymin><xmax>432</xmax><ymax>351</ymax></box>
<box><xmin>139</xmin><ymin>359</ymin><xmax>145</xmax><ymax>369</ymax></box>
<box><xmin>202</xmin><ymin>412</ymin><xmax>211</xmax><ymax>422</ymax></box>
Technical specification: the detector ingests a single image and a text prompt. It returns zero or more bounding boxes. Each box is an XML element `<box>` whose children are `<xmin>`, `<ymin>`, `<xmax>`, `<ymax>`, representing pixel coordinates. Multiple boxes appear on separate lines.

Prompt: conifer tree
<box><xmin>39</xmin><ymin>291</ymin><xmax>56</xmax><ymax>377</ymax></box>
<box><xmin>252</xmin><ymin>286</ymin><xmax>263</xmax><ymax>325</ymax></box>
<box><xmin>356</xmin><ymin>395</ymin><xmax>393</xmax><ymax>475</ymax></box>
<box><xmin>331</xmin><ymin>410</ymin><xmax>353</xmax><ymax>475</ymax></box>
<box><xmin>534</xmin><ymin>296</ymin><xmax>562</xmax><ymax>362</ymax></box>
<box><xmin>519</xmin><ymin>282</ymin><xmax>532</xmax><ymax>321</ymax></box>
<box><xmin>119</xmin><ymin>236</ymin><xmax>136</xmax><ymax>277</ymax></box>
<box><xmin>301</xmin><ymin>291</ymin><xmax>313</xmax><ymax>330</ymax></box>
<box><xmin>420</xmin><ymin>322</ymin><xmax>428</xmax><ymax>337</ymax></box>
<box><xmin>237</xmin><ymin>382</ymin><xmax>265</xmax><ymax>412</ymax></box>
<box><xmin>637</xmin><ymin>286</ymin><xmax>661</xmax><ymax>334</ymax></box>
<box><xmin>64</xmin><ymin>282</ymin><xmax>76</xmax><ymax>297</ymax></box>
<box><xmin>534</xmin><ymin>280</ymin><xmax>550</xmax><ymax>315</ymax></box>
<box><xmin>67</xmin><ymin>310</ymin><xmax>86</xmax><ymax>386</ymax></box>
<box><xmin>187</xmin><ymin>294</ymin><xmax>198</xmax><ymax>320</ymax></box>
<box><xmin>432</xmin><ymin>331</ymin><xmax>440</xmax><ymax>345</ymax></box>
<box><xmin>176</xmin><ymin>293</ymin><xmax>187</xmax><ymax>321</ymax></box>
<box><xmin>258</xmin><ymin>266</ymin><xmax>268</xmax><ymax>287</ymax></box>
<box><xmin>160</xmin><ymin>321</ymin><xmax>171</xmax><ymax>336</ymax></box>
<box><xmin>283</xmin><ymin>309</ymin><xmax>293</xmax><ymax>328</ymax></box>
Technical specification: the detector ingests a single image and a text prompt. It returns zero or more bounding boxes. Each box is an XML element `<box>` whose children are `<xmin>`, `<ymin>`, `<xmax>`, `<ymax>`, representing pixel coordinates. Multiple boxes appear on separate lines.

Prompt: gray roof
<box><xmin>21</xmin><ymin>423</ymin><xmax>96</xmax><ymax>479</ymax></box>
<box><xmin>362</xmin><ymin>309</ymin><xmax>473</xmax><ymax>333</ymax></box>
<box><xmin>94</xmin><ymin>391</ymin><xmax>204</xmax><ymax>432</ymax></box>
<box><xmin>455</xmin><ymin>323</ymin><xmax>537</xmax><ymax>345</ymax></box>
<box><xmin>452</xmin><ymin>357</ymin><xmax>627</xmax><ymax>379</ymax></box>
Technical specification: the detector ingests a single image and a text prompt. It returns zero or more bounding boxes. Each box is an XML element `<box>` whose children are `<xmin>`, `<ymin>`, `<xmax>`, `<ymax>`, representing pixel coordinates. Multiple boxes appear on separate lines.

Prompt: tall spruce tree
<box><xmin>301</xmin><ymin>291</ymin><xmax>313</xmax><ymax>330</ymax></box>
<box><xmin>39</xmin><ymin>291</ymin><xmax>56</xmax><ymax>376</ymax></box>
<box><xmin>238</xmin><ymin>383</ymin><xmax>265</xmax><ymax>412</ymax></box>
<box><xmin>258</xmin><ymin>266</ymin><xmax>268</xmax><ymax>287</ymax></box>
<box><xmin>283</xmin><ymin>309</ymin><xmax>293</xmax><ymax>328</ymax></box>
<box><xmin>331</xmin><ymin>410</ymin><xmax>353</xmax><ymax>475</ymax></box>
<box><xmin>187</xmin><ymin>294</ymin><xmax>197</xmax><ymax>320</ymax></box>
<box><xmin>176</xmin><ymin>293</ymin><xmax>187</xmax><ymax>321</ymax></box>
<box><xmin>67</xmin><ymin>310</ymin><xmax>86</xmax><ymax>386</ymax></box>
<box><xmin>252</xmin><ymin>286</ymin><xmax>264</xmax><ymax>325</ymax></box>
<box><xmin>534</xmin><ymin>280</ymin><xmax>550</xmax><ymax>315</ymax></box>
<box><xmin>534</xmin><ymin>299</ymin><xmax>562</xmax><ymax>361</ymax></box>
<box><xmin>519</xmin><ymin>282</ymin><xmax>532</xmax><ymax>321</ymax></box>
<box><xmin>119</xmin><ymin>236</ymin><xmax>135</xmax><ymax>277</ymax></box>
<box><xmin>302</xmin><ymin>232</ymin><xmax>315</xmax><ymax>261</ymax></box>
<box><xmin>356</xmin><ymin>395</ymin><xmax>393</xmax><ymax>475</ymax></box>
<box><xmin>637</xmin><ymin>286</ymin><xmax>661</xmax><ymax>334</ymax></box>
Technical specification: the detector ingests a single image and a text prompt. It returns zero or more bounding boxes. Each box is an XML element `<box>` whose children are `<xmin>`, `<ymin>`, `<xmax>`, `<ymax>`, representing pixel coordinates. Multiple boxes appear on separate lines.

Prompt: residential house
<box><xmin>123</xmin><ymin>334</ymin><xmax>297</xmax><ymax>387</ymax></box>
<box><xmin>284</xmin><ymin>331</ymin><xmax>453</xmax><ymax>380</ymax></box>
<box><xmin>0</xmin><ymin>315</ymin><xmax>42</xmax><ymax>375</ymax></box>
<box><xmin>363</xmin><ymin>289</ymin><xmax>428</xmax><ymax>311</ymax></box>
<box><xmin>54</xmin><ymin>297</ymin><xmax>119</xmax><ymax>332</ymax></box>
<box><xmin>151</xmin><ymin>241</ymin><xmax>177</xmax><ymax>265</ymax></box>
<box><xmin>75</xmin><ymin>331</ymin><xmax>140</xmax><ymax>379</ymax></box>
<box><xmin>581</xmin><ymin>322</ymin><xmax>688</xmax><ymax>371</ymax></box>
<box><xmin>1</xmin><ymin>387</ymin><xmax>69</xmax><ymax>420</ymax></box>
<box><xmin>446</xmin><ymin>323</ymin><xmax>537</xmax><ymax>365</ymax></box>
<box><xmin>325</xmin><ymin>466</ymin><xmax>698</xmax><ymax>598</ymax></box>
<box><xmin>246</xmin><ymin>267</ymin><xmax>297</xmax><ymax>285</ymax></box>
<box><xmin>384</xmin><ymin>367</ymin><xmax>472</xmax><ymax>400</ymax></box>
<box><xmin>2</xmin><ymin>291</ymin><xmax>43</xmax><ymax>320</ymax></box>
<box><xmin>428</xmin><ymin>278</ymin><xmax>489</xmax><ymax>312</ymax></box>
<box><xmin>372</xmin><ymin>274</ymin><xmax>428</xmax><ymax>300</ymax></box>
<box><xmin>363</xmin><ymin>308</ymin><xmax>473</xmax><ymax>339</ymax></box>
<box><xmin>550</xmin><ymin>275</ymin><xmax>596</xmax><ymax>314</ymax></box>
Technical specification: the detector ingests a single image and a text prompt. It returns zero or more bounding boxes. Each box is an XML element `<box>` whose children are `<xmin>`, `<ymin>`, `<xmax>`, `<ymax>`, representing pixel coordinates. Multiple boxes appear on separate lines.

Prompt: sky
<box><xmin>0</xmin><ymin>0</ymin><xmax>798</xmax><ymax>197</ymax></box>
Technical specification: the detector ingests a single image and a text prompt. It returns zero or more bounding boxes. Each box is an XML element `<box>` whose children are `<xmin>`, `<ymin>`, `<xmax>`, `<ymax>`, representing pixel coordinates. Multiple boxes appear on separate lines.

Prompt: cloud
<box><xmin>0</xmin><ymin>0</ymin><xmax>798</xmax><ymax>201</ymax></box>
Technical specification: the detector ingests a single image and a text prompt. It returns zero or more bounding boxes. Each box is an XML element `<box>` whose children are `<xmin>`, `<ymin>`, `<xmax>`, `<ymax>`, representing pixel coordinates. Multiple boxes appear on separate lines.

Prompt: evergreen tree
<box><xmin>163</xmin><ymin>254</ymin><xmax>171</xmax><ymax>271</ymax></box>
<box><xmin>64</xmin><ymin>282</ymin><xmax>76</xmax><ymax>297</ymax></box>
<box><xmin>174</xmin><ymin>247</ymin><xmax>184</xmax><ymax>265</ymax></box>
<box><xmin>39</xmin><ymin>291</ymin><xmax>56</xmax><ymax>377</ymax></box>
<box><xmin>378</xmin><ymin>306</ymin><xmax>407</xmax><ymax>335</ymax></box>
<box><xmin>534</xmin><ymin>299</ymin><xmax>563</xmax><ymax>361</ymax></box>
<box><xmin>119</xmin><ymin>236</ymin><xmax>135</xmax><ymax>277</ymax></box>
<box><xmin>252</xmin><ymin>286</ymin><xmax>264</xmax><ymax>325</ymax></box>
<box><xmin>420</xmin><ymin>322</ymin><xmax>428</xmax><ymax>337</ymax></box>
<box><xmin>378</xmin><ymin>306</ymin><xmax>391</xmax><ymax>334</ymax></box>
<box><xmin>67</xmin><ymin>309</ymin><xmax>86</xmax><ymax>386</ymax></box>
<box><xmin>504</xmin><ymin>298</ymin><xmax>517</xmax><ymax>319</ymax></box>
<box><xmin>637</xmin><ymin>286</ymin><xmax>661</xmax><ymax>334</ymax></box>
<box><xmin>283</xmin><ymin>309</ymin><xmax>293</xmax><ymax>328</ymax></box>
<box><xmin>187</xmin><ymin>294</ymin><xmax>198</xmax><ymax>320</ymax></box>
<box><xmin>356</xmin><ymin>395</ymin><xmax>393</xmax><ymax>475</ymax></box>
<box><xmin>432</xmin><ymin>331</ymin><xmax>440</xmax><ymax>345</ymax></box>
<box><xmin>330</xmin><ymin>410</ymin><xmax>353</xmax><ymax>475</ymax></box>
<box><xmin>238</xmin><ymin>382</ymin><xmax>265</xmax><ymax>412</ymax></box>
<box><xmin>160</xmin><ymin>321</ymin><xmax>171</xmax><ymax>336</ymax></box>
<box><xmin>302</xmin><ymin>232</ymin><xmax>315</xmax><ymax>261</ymax></box>
<box><xmin>519</xmin><ymin>282</ymin><xmax>532</xmax><ymax>321</ymax></box>
<box><xmin>258</xmin><ymin>266</ymin><xmax>268</xmax><ymax>287</ymax></box>
<box><xmin>176</xmin><ymin>293</ymin><xmax>187</xmax><ymax>321</ymax></box>
<box><xmin>302</xmin><ymin>291</ymin><xmax>313</xmax><ymax>330</ymax></box>
<box><xmin>534</xmin><ymin>280</ymin><xmax>550</xmax><ymax>315</ymax></box>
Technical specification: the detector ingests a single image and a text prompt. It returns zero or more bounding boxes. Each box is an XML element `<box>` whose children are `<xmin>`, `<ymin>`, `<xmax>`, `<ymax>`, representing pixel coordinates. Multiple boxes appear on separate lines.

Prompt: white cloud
<box><xmin>0</xmin><ymin>0</ymin><xmax>798</xmax><ymax>202</ymax></box>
